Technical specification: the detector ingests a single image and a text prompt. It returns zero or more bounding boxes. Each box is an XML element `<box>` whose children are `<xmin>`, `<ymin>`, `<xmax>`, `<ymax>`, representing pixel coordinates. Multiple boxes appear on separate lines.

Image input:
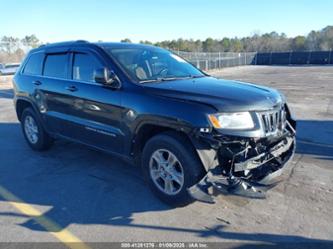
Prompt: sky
<box><xmin>1</xmin><ymin>0</ymin><xmax>332</xmax><ymax>43</ymax></box>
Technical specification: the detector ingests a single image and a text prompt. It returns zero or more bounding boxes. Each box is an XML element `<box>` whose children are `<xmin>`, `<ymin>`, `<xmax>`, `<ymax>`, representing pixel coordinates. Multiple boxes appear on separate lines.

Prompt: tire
<box><xmin>142</xmin><ymin>131</ymin><xmax>205</xmax><ymax>206</ymax></box>
<box><xmin>21</xmin><ymin>107</ymin><xmax>53</xmax><ymax>151</ymax></box>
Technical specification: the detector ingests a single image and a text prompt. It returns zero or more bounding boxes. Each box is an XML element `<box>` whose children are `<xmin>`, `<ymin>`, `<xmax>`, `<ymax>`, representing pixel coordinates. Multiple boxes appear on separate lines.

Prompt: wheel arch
<box><xmin>15</xmin><ymin>97</ymin><xmax>50</xmax><ymax>133</ymax></box>
<box><xmin>15</xmin><ymin>98</ymin><xmax>37</xmax><ymax>121</ymax></box>
<box><xmin>131</xmin><ymin>121</ymin><xmax>215</xmax><ymax>172</ymax></box>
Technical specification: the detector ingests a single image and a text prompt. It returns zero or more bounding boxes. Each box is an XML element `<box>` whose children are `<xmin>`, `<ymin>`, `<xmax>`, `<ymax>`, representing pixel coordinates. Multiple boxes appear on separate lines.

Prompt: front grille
<box><xmin>258</xmin><ymin>106</ymin><xmax>286</xmax><ymax>136</ymax></box>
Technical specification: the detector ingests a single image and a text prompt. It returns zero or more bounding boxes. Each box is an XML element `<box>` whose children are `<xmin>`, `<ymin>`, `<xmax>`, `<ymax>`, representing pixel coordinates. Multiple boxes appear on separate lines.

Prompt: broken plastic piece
<box><xmin>187</xmin><ymin>174</ymin><xmax>214</xmax><ymax>203</ymax></box>
<box><xmin>226</xmin><ymin>181</ymin><xmax>266</xmax><ymax>199</ymax></box>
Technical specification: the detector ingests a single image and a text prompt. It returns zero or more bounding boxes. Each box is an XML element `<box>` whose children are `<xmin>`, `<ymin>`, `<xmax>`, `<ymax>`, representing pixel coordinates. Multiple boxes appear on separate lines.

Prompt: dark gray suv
<box><xmin>12</xmin><ymin>41</ymin><xmax>296</xmax><ymax>205</ymax></box>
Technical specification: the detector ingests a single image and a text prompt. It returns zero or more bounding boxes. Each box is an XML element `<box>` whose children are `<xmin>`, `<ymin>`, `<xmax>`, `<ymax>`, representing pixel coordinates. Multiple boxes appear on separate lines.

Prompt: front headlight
<box><xmin>208</xmin><ymin>112</ymin><xmax>254</xmax><ymax>130</ymax></box>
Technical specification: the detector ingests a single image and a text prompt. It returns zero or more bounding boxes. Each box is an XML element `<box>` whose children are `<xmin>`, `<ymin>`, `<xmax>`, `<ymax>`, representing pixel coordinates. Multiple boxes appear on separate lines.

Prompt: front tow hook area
<box><xmin>188</xmin><ymin>172</ymin><xmax>269</xmax><ymax>204</ymax></box>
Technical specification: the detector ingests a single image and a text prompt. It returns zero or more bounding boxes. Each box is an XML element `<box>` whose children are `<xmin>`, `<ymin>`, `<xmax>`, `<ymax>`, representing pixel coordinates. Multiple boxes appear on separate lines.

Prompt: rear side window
<box><xmin>23</xmin><ymin>53</ymin><xmax>44</xmax><ymax>75</ymax></box>
<box><xmin>72</xmin><ymin>53</ymin><xmax>103</xmax><ymax>82</ymax></box>
<box><xmin>43</xmin><ymin>53</ymin><xmax>68</xmax><ymax>79</ymax></box>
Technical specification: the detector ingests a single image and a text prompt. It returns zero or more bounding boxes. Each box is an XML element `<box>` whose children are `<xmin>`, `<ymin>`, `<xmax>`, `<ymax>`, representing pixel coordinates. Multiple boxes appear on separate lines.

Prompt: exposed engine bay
<box><xmin>188</xmin><ymin>107</ymin><xmax>296</xmax><ymax>203</ymax></box>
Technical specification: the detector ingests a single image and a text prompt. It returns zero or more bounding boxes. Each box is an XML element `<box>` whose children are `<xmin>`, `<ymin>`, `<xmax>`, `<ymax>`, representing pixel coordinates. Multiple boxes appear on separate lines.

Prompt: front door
<box><xmin>63</xmin><ymin>50</ymin><xmax>124</xmax><ymax>154</ymax></box>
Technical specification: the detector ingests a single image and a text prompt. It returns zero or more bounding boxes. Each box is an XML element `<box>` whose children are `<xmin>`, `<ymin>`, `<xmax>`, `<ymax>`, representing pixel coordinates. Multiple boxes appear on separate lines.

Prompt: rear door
<box><xmin>63</xmin><ymin>49</ymin><xmax>124</xmax><ymax>154</ymax></box>
<box><xmin>19</xmin><ymin>51</ymin><xmax>72</xmax><ymax>135</ymax></box>
<box><xmin>38</xmin><ymin>52</ymin><xmax>76</xmax><ymax>135</ymax></box>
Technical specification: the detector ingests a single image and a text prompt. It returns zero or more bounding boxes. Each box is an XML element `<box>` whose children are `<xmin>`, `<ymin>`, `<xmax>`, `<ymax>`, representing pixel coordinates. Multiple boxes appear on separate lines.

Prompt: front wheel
<box><xmin>142</xmin><ymin>132</ymin><xmax>205</xmax><ymax>206</ymax></box>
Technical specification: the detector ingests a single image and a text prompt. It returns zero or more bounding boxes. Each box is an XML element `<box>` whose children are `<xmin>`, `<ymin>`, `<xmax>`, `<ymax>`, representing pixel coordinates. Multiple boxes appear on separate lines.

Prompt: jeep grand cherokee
<box><xmin>12</xmin><ymin>41</ymin><xmax>296</xmax><ymax>205</ymax></box>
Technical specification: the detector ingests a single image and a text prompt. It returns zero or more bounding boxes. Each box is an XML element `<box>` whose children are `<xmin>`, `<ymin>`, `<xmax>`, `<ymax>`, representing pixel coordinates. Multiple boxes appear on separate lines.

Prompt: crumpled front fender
<box><xmin>188</xmin><ymin>122</ymin><xmax>296</xmax><ymax>203</ymax></box>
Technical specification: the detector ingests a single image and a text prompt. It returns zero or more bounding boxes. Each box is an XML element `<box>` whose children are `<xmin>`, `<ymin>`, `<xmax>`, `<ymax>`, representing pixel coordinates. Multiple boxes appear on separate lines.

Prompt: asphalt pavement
<box><xmin>0</xmin><ymin>66</ymin><xmax>332</xmax><ymax>247</ymax></box>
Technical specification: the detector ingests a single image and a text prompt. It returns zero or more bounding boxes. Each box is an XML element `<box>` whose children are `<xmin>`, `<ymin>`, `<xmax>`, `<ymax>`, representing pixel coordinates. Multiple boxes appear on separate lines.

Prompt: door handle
<box><xmin>65</xmin><ymin>86</ymin><xmax>78</xmax><ymax>92</ymax></box>
<box><xmin>33</xmin><ymin>80</ymin><xmax>42</xmax><ymax>86</ymax></box>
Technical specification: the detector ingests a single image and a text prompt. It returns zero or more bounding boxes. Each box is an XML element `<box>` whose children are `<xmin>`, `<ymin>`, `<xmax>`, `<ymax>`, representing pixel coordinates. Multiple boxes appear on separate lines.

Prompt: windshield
<box><xmin>103</xmin><ymin>46</ymin><xmax>205</xmax><ymax>83</ymax></box>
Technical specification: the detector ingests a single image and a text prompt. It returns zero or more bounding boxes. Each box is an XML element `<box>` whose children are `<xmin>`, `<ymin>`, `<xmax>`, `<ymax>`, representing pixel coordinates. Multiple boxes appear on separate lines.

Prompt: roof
<box><xmin>29</xmin><ymin>40</ymin><xmax>164</xmax><ymax>56</ymax></box>
<box><xmin>94</xmin><ymin>42</ymin><xmax>157</xmax><ymax>50</ymax></box>
<box><xmin>38</xmin><ymin>40</ymin><xmax>89</xmax><ymax>48</ymax></box>
<box><xmin>34</xmin><ymin>40</ymin><xmax>159</xmax><ymax>51</ymax></box>
<box><xmin>37</xmin><ymin>40</ymin><xmax>155</xmax><ymax>48</ymax></box>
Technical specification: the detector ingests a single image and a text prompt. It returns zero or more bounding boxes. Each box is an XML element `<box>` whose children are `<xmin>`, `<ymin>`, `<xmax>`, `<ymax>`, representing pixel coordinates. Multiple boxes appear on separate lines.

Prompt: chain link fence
<box><xmin>255</xmin><ymin>50</ymin><xmax>333</xmax><ymax>65</ymax></box>
<box><xmin>174</xmin><ymin>51</ymin><xmax>257</xmax><ymax>71</ymax></box>
<box><xmin>174</xmin><ymin>50</ymin><xmax>333</xmax><ymax>70</ymax></box>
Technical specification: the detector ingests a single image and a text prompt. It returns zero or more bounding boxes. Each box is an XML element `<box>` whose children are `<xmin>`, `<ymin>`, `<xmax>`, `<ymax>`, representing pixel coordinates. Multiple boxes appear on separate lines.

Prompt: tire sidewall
<box><xmin>21</xmin><ymin>108</ymin><xmax>47</xmax><ymax>150</ymax></box>
<box><xmin>142</xmin><ymin>134</ymin><xmax>204</xmax><ymax>206</ymax></box>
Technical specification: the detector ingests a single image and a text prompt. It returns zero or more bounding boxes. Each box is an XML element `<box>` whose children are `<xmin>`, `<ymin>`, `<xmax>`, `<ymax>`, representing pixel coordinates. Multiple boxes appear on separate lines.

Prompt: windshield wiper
<box><xmin>139</xmin><ymin>79</ymin><xmax>162</xmax><ymax>83</ymax></box>
<box><xmin>140</xmin><ymin>77</ymin><xmax>178</xmax><ymax>83</ymax></box>
<box><xmin>189</xmin><ymin>74</ymin><xmax>206</xmax><ymax>78</ymax></box>
<box><xmin>139</xmin><ymin>75</ymin><xmax>205</xmax><ymax>84</ymax></box>
<box><xmin>160</xmin><ymin>77</ymin><xmax>180</xmax><ymax>81</ymax></box>
<box><xmin>161</xmin><ymin>75</ymin><xmax>205</xmax><ymax>80</ymax></box>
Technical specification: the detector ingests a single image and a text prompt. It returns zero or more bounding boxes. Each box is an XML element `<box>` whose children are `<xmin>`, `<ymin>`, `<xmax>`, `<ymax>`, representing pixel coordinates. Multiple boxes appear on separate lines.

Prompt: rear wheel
<box><xmin>21</xmin><ymin>108</ymin><xmax>53</xmax><ymax>151</ymax></box>
<box><xmin>142</xmin><ymin>132</ymin><xmax>205</xmax><ymax>206</ymax></box>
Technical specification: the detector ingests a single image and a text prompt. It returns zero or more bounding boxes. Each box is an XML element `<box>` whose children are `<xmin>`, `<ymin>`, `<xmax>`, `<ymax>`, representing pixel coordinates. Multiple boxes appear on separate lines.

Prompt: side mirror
<box><xmin>94</xmin><ymin>68</ymin><xmax>120</xmax><ymax>88</ymax></box>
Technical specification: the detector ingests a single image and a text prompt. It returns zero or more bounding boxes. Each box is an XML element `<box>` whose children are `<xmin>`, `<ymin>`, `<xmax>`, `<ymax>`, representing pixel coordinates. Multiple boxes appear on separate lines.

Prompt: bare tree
<box><xmin>21</xmin><ymin>35</ymin><xmax>40</xmax><ymax>49</ymax></box>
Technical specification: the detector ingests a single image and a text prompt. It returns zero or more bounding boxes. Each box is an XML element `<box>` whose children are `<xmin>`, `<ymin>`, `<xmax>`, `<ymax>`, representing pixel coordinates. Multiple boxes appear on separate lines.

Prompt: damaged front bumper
<box><xmin>188</xmin><ymin>121</ymin><xmax>296</xmax><ymax>203</ymax></box>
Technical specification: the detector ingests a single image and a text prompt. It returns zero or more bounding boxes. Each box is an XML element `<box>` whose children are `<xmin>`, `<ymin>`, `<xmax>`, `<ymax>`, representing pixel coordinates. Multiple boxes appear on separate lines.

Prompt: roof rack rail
<box><xmin>36</xmin><ymin>40</ymin><xmax>88</xmax><ymax>49</ymax></box>
<box><xmin>75</xmin><ymin>40</ymin><xmax>89</xmax><ymax>43</ymax></box>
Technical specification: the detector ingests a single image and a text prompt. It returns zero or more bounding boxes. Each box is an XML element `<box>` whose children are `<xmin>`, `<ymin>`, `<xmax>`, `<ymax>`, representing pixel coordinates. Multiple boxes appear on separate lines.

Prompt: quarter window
<box><xmin>72</xmin><ymin>53</ymin><xmax>103</xmax><ymax>82</ymax></box>
<box><xmin>23</xmin><ymin>53</ymin><xmax>44</xmax><ymax>75</ymax></box>
<box><xmin>43</xmin><ymin>53</ymin><xmax>68</xmax><ymax>78</ymax></box>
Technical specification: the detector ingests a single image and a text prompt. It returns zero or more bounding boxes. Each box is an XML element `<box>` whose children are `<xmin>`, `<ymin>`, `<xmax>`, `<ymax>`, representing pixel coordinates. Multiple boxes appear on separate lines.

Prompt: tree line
<box><xmin>0</xmin><ymin>35</ymin><xmax>40</xmax><ymax>63</ymax></box>
<box><xmin>129</xmin><ymin>25</ymin><xmax>333</xmax><ymax>53</ymax></box>
<box><xmin>1</xmin><ymin>26</ymin><xmax>332</xmax><ymax>63</ymax></box>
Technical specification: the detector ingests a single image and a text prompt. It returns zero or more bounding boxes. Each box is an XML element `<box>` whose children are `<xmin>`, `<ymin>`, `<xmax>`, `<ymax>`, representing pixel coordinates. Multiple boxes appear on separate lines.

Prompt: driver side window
<box><xmin>72</xmin><ymin>53</ymin><xmax>103</xmax><ymax>83</ymax></box>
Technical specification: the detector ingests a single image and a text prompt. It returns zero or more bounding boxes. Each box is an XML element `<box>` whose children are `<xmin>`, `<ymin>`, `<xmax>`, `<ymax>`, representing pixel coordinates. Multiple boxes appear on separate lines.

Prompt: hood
<box><xmin>143</xmin><ymin>77</ymin><xmax>284</xmax><ymax>112</ymax></box>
